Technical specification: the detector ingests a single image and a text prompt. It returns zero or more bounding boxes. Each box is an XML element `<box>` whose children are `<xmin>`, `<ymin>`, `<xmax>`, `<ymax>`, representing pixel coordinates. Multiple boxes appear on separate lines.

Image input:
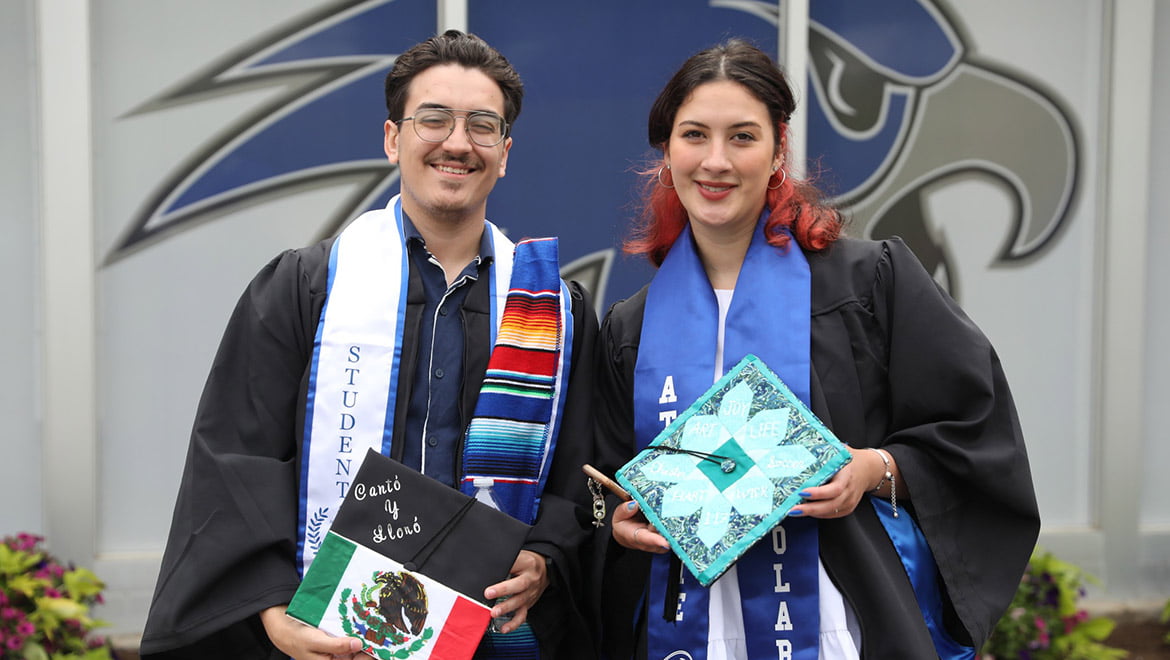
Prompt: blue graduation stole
<box><xmin>635</xmin><ymin>217</ymin><xmax>820</xmax><ymax>659</ymax></box>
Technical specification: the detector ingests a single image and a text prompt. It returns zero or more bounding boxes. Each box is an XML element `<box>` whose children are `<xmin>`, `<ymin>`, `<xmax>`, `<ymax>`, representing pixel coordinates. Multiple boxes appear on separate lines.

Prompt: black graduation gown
<box><xmin>592</xmin><ymin>237</ymin><xmax>1040</xmax><ymax>659</ymax></box>
<box><xmin>140</xmin><ymin>237</ymin><xmax>600</xmax><ymax>659</ymax></box>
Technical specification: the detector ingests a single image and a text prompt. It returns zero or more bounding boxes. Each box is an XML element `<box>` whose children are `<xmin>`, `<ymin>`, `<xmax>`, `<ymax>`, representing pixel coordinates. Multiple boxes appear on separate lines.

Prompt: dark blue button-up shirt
<box><xmin>400</xmin><ymin>214</ymin><xmax>495</xmax><ymax>487</ymax></box>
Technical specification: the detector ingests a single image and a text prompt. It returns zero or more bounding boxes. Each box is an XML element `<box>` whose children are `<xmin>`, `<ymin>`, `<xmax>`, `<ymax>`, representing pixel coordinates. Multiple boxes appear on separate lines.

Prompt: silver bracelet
<box><xmin>868</xmin><ymin>447</ymin><xmax>898</xmax><ymax>518</ymax></box>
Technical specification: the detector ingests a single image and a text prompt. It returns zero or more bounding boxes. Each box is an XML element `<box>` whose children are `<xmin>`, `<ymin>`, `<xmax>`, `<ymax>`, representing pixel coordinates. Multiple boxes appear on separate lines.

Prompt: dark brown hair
<box><xmin>627</xmin><ymin>39</ymin><xmax>842</xmax><ymax>265</ymax></box>
<box><xmin>384</xmin><ymin>30</ymin><xmax>523</xmax><ymax>135</ymax></box>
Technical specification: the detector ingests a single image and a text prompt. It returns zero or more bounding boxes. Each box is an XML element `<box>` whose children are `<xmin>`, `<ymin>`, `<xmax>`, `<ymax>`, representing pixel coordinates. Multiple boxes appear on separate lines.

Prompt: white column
<box><xmin>36</xmin><ymin>0</ymin><xmax>98</xmax><ymax>568</ymax></box>
<box><xmin>778</xmin><ymin>0</ymin><xmax>808</xmax><ymax>178</ymax></box>
<box><xmin>438</xmin><ymin>0</ymin><xmax>468</xmax><ymax>33</ymax></box>
<box><xmin>1096</xmin><ymin>0</ymin><xmax>1154</xmax><ymax>597</ymax></box>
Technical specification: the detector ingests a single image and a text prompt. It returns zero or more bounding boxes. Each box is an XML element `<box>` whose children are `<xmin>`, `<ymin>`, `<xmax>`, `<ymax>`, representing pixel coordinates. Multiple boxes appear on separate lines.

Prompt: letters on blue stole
<box><xmin>634</xmin><ymin>217</ymin><xmax>820</xmax><ymax>659</ymax></box>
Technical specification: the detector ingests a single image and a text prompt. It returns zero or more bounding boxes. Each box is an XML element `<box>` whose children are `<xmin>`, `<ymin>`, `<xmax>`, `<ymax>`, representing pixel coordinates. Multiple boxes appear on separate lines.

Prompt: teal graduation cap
<box><xmin>616</xmin><ymin>354</ymin><xmax>852</xmax><ymax>587</ymax></box>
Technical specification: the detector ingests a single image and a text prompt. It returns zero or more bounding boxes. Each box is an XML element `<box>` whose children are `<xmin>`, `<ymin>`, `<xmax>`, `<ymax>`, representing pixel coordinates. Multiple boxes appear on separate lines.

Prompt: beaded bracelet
<box><xmin>868</xmin><ymin>447</ymin><xmax>898</xmax><ymax>518</ymax></box>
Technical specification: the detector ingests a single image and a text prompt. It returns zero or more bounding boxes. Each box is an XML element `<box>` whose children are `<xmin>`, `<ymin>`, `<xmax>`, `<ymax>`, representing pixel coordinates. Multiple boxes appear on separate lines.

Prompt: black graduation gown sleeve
<box><xmin>592</xmin><ymin>237</ymin><xmax>1039</xmax><ymax>659</ymax></box>
<box><xmin>140</xmin><ymin>241</ymin><xmax>331</xmax><ymax>658</ymax></box>
<box><xmin>809</xmin><ymin>237</ymin><xmax>1040</xmax><ymax>649</ymax></box>
<box><xmin>591</xmin><ymin>285</ymin><xmax>650</xmax><ymax>660</ymax></box>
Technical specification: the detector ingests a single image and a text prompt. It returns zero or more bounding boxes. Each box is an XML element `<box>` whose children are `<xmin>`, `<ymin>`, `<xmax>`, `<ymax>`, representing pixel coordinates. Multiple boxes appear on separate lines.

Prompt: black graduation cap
<box><xmin>329</xmin><ymin>448</ymin><xmax>530</xmax><ymax>605</ymax></box>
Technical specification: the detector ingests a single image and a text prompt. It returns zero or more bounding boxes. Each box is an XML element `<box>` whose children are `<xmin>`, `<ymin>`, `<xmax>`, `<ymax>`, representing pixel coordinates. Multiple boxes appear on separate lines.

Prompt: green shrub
<box><xmin>0</xmin><ymin>533</ymin><xmax>113</xmax><ymax>660</ymax></box>
<box><xmin>981</xmin><ymin>548</ymin><xmax>1127</xmax><ymax>660</ymax></box>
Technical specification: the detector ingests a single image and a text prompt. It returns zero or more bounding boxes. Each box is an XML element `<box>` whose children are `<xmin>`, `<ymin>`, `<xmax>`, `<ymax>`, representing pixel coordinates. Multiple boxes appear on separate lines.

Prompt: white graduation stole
<box><xmin>297</xmin><ymin>195</ymin><xmax>513</xmax><ymax>575</ymax></box>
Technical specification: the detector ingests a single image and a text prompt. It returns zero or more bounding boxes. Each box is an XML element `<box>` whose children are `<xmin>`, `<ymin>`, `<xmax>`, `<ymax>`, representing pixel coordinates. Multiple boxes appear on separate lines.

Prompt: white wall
<box><xmin>1140</xmin><ymin>0</ymin><xmax>1170</xmax><ymax>578</ymax></box>
<box><xmin>0</xmin><ymin>0</ymin><xmax>42</xmax><ymax>534</ymax></box>
<box><xmin>91</xmin><ymin>0</ymin><xmax>328</xmax><ymax>554</ymax></box>
<box><xmin>942</xmin><ymin>0</ymin><xmax>1105</xmax><ymax>531</ymax></box>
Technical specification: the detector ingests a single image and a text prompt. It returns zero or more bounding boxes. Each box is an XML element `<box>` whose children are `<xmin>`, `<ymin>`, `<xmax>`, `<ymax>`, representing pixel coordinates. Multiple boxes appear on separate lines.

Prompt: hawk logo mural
<box><xmin>113</xmin><ymin>0</ymin><xmax>1078</xmax><ymax>304</ymax></box>
<box><xmin>804</xmin><ymin>0</ymin><xmax>1078</xmax><ymax>297</ymax></box>
<box><xmin>108</xmin><ymin>0</ymin><xmax>429</xmax><ymax>263</ymax></box>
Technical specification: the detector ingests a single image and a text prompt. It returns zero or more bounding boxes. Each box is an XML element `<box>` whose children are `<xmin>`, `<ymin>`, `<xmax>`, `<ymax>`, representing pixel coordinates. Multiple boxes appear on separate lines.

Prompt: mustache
<box><xmin>426</xmin><ymin>152</ymin><xmax>481</xmax><ymax>169</ymax></box>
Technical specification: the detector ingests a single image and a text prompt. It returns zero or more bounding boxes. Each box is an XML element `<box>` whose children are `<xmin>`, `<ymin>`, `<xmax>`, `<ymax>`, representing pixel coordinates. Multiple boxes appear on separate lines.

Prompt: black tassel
<box><xmin>662</xmin><ymin>553</ymin><xmax>683</xmax><ymax>622</ymax></box>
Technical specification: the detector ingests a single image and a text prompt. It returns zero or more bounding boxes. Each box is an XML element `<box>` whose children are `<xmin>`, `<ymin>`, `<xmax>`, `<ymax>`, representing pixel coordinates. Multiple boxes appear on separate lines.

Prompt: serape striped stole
<box><xmin>460</xmin><ymin>236</ymin><xmax>571</xmax><ymax>525</ymax></box>
<box><xmin>459</xmin><ymin>237</ymin><xmax>572</xmax><ymax>660</ymax></box>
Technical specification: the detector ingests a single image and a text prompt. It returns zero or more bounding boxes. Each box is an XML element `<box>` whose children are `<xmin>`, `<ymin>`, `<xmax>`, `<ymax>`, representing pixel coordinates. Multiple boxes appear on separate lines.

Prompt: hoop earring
<box><xmin>767</xmin><ymin>168</ymin><xmax>787</xmax><ymax>190</ymax></box>
<box><xmin>657</xmin><ymin>165</ymin><xmax>674</xmax><ymax>189</ymax></box>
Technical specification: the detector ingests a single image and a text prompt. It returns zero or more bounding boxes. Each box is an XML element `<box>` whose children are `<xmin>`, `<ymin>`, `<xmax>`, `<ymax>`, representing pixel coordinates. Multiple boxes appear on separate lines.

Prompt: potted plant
<box><xmin>981</xmin><ymin>547</ymin><xmax>1126</xmax><ymax>660</ymax></box>
<box><xmin>0</xmin><ymin>533</ymin><xmax>113</xmax><ymax>660</ymax></box>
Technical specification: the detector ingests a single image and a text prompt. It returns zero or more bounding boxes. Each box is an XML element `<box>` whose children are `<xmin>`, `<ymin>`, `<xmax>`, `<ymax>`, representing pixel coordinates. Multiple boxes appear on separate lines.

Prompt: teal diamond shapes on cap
<box><xmin>714</xmin><ymin>381</ymin><xmax>754</xmax><ymax>434</ymax></box>
<box><xmin>660</xmin><ymin>472</ymin><xmax>722</xmax><ymax>521</ymax></box>
<box><xmin>721</xmin><ymin>464</ymin><xmax>776</xmax><ymax>517</ymax></box>
<box><xmin>732</xmin><ymin>408</ymin><xmax>791</xmax><ymax>453</ymax></box>
<box><xmin>698</xmin><ymin>439</ymin><xmax>755</xmax><ymax>490</ymax></box>
<box><xmin>757</xmin><ymin>444</ymin><xmax>817</xmax><ymax>478</ymax></box>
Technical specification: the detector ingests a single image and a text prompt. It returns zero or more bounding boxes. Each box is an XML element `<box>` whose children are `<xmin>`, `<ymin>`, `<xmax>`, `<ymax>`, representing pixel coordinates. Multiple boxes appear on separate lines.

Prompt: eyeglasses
<box><xmin>396</xmin><ymin>108</ymin><xmax>508</xmax><ymax>147</ymax></box>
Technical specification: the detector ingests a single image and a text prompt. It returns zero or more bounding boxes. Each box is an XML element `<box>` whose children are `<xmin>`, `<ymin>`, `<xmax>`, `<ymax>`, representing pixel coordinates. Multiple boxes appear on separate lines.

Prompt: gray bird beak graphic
<box><xmin>857</xmin><ymin>64</ymin><xmax>1077</xmax><ymax>295</ymax></box>
<box><xmin>809</xmin><ymin>28</ymin><xmax>1078</xmax><ymax>299</ymax></box>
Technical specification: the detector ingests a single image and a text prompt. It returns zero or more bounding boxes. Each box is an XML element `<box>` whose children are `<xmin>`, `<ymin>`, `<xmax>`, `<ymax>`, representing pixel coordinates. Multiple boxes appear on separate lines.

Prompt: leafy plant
<box><xmin>981</xmin><ymin>547</ymin><xmax>1127</xmax><ymax>660</ymax></box>
<box><xmin>0</xmin><ymin>533</ymin><xmax>113</xmax><ymax>660</ymax></box>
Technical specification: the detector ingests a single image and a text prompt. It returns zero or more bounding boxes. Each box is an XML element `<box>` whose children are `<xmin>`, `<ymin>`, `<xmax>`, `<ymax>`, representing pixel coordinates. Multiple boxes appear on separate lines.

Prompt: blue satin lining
<box><xmin>871</xmin><ymin>498</ymin><xmax>975</xmax><ymax>659</ymax></box>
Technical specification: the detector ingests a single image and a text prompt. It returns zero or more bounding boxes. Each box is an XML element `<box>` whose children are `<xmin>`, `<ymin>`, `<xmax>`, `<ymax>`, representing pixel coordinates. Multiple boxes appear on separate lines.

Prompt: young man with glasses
<box><xmin>140</xmin><ymin>30</ymin><xmax>598</xmax><ymax>660</ymax></box>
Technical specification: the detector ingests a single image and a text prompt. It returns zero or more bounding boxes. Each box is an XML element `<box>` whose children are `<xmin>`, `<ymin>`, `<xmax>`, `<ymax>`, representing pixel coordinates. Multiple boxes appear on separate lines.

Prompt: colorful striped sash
<box><xmin>460</xmin><ymin>237</ymin><xmax>572</xmax><ymax>659</ymax></box>
<box><xmin>460</xmin><ymin>236</ymin><xmax>570</xmax><ymax>522</ymax></box>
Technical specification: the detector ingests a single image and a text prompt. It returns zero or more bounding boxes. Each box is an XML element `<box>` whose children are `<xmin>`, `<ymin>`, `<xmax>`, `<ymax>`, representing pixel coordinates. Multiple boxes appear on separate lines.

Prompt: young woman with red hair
<box><xmin>592</xmin><ymin>39</ymin><xmax>1038</xmax><ymax>660</ymax></box>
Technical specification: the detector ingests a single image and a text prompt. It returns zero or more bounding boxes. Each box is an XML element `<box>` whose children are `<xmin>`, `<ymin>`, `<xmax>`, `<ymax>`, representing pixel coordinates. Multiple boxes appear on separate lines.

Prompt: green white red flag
<box><xmin>287</xmin><ymin>531</ymin><xmax>490</xmax><ymax>659</ymax></box>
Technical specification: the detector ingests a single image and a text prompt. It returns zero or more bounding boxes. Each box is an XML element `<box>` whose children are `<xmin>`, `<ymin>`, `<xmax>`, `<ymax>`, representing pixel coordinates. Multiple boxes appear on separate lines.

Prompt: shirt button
<box><xmin>439</xmin><ymin>306</ymin><xmax>448</xmax><ymax>316</ymax></box>
<box><xmin>434</xmin><ymin>368</ymin><xmax>444</xmax><ymax>378</ymax></box>
<box><xmin>426</xmin><ymin>436</ymin><xmax>438</xmax><ymax>447</ymax></box>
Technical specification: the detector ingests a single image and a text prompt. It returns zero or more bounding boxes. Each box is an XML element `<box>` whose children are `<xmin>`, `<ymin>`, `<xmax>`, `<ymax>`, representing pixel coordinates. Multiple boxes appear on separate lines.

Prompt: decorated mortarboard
<box><xmin>287</xmin><ymin>449</ymin><xmax>529</xmax><ymax>660</ymax></box>
<box><xmin>615</xmin><ymin>354</ymin><xmax>851</xmax><ymax>587</ymax></box>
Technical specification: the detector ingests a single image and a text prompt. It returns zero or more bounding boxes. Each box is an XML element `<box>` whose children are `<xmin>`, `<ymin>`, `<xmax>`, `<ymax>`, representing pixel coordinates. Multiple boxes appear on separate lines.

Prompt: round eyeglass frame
<box><xmin>395</xmin><ymin>108</ymin><xmax>509</xmax><ymax>147</ymax></box>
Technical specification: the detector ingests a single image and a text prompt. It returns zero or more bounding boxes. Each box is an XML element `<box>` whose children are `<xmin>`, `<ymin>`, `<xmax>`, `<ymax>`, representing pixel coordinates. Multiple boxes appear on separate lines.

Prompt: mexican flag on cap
<box><xmin>287</xmin><ymin>531</ymin><xmax>489</xmax><ymax>659</ymax></box>
<box><xmin>286</xmin><ymin>449</ymin><xmax>529</xmax><ymax>660</ymax></box>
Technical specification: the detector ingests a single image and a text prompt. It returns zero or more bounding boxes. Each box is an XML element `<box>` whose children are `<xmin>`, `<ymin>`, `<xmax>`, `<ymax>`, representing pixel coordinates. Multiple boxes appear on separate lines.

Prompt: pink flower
<box><xmin>1</xmin><ymin>607</ymin><xmax>18</xmax><ymax>620</ymax></box>
<box><xmin>16</xmin><ymin>621</ymin><xmax>34</xmax><ymax>637</ymax></box>
<box><xmin>1034</xmin><ymin>616</ymin><xmax>1047</xmax><ymax>631</ymax></box>
<box><xmin>5</xmin><ymin>634</ymin><xmax>23</xmax><ymax>650</ymax></box>
<box><xmin>16</xmin><ymin>533</ymin><xmax>42</xmax><ymax>552</ymax></box>
<box><xmin>44</xmin><ymin>588</ymin><xmax>61</xmax><ymax>598</ymax></box>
